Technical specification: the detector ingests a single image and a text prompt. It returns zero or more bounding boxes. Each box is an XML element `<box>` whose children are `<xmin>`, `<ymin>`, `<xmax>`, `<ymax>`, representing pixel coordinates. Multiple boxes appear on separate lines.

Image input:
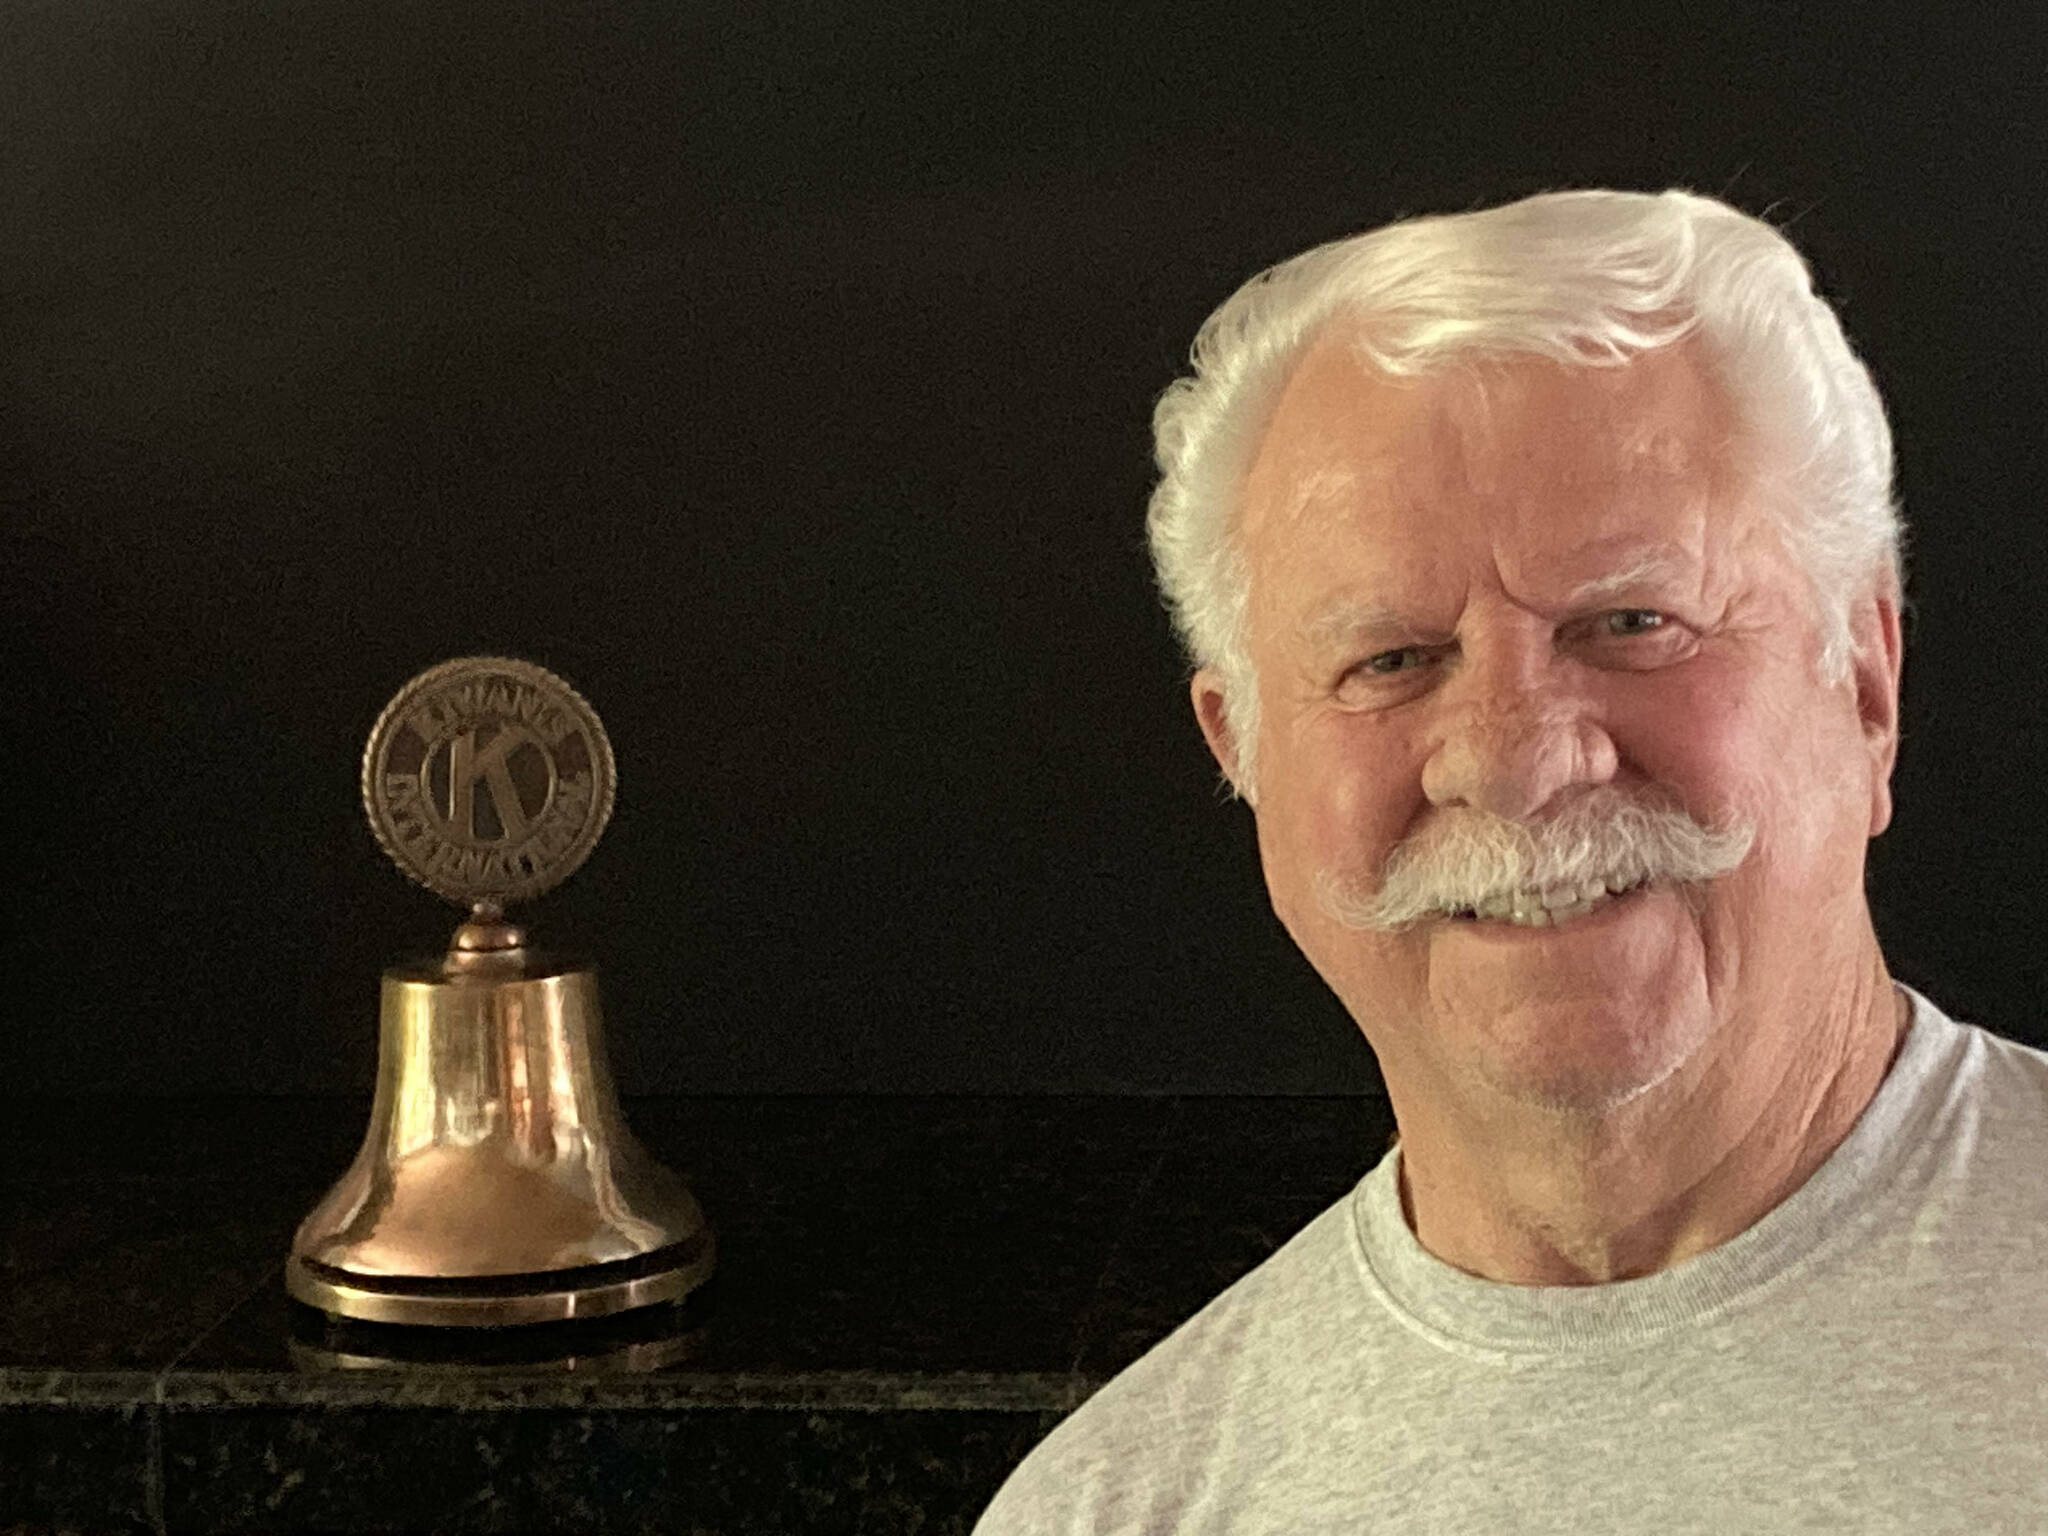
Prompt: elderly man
<box><xmin>975</xmin><ymin>190</ymin><xmax>2048</xmax><ymax>1532</ymax></box>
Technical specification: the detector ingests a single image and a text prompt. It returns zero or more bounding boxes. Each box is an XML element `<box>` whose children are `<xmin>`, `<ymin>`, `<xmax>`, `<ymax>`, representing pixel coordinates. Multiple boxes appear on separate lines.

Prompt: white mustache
<box><xmin>1317</xmin><ymin>786</ymin><xmax>1756</xmax><ymax>932</ymax></box>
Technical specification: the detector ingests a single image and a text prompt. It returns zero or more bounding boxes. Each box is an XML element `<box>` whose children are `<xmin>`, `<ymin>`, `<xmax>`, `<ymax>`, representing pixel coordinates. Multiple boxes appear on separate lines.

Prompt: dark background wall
<box><xmin>6</xmin><ymin>1</ymin><xmax>2044</xmax><ymax>1095</ymax></box>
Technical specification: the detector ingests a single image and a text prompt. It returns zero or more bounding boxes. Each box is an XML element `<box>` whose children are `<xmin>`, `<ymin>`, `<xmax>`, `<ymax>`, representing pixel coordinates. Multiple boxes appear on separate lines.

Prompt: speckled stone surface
<box><xmin>1</xmin><ymin>1094</ymin><xmax>1392</xmax><ymax>1533</ymax></box>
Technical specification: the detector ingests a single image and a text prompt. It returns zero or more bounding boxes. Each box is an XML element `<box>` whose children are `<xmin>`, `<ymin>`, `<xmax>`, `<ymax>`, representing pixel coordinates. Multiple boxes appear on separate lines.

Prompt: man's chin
<box><xmin>1456</xmin><ymin>997</ymin><xmax>1713</xmax><ymax>1119</ymax></box>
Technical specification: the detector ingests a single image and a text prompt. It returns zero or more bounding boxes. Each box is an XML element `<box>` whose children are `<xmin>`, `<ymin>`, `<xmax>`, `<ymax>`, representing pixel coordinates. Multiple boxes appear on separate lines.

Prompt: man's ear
<box><xmin>1848</xmin><ymin>585</ymin><xmax>1904</xmax><ymax>837</ymax></box>
<box><xmin>1191</xmin><ymin>668</ymin><xmax>1253</xmax><ymax>804</ymax></box>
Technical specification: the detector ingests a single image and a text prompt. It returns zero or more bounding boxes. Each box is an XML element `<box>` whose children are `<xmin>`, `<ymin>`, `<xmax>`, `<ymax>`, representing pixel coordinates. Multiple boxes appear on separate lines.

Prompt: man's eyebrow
<box><xmin>1298</xmin><ymin>551</ymin><xmax>1699</xmax><ymax>648</ymax></box>
<box><xmin>1563</xmin><ymin>549</ymin><xmax>1694</xmax><ymax>606</ymax></box>
<box><xmin>1299</xmin><ymin>595</ymin><xmax>1412</xmax><ymax>648</ymax></box>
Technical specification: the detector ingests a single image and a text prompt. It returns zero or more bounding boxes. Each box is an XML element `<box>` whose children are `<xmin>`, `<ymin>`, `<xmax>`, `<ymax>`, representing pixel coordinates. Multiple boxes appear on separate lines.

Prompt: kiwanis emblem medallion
<box><xmin>361</xmin><ymin>656</ymin><xmax>617</xmax><ymax>909</ymax></box>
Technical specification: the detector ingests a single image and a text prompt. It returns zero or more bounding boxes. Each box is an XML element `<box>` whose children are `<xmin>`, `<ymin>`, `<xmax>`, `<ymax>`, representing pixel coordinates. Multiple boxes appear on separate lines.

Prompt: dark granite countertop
<box><xmin>3</xmin><ymin>1095</ymin><xmax>1393</xmax><ymax>1533</ymax></box>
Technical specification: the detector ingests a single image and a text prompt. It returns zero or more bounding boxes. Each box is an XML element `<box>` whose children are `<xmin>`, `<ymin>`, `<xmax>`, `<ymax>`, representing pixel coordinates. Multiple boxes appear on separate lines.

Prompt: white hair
<box><xmin>1147</xmin><ymin>189</ymin><xmax>1904</xmax><ymax>798</ymax></box>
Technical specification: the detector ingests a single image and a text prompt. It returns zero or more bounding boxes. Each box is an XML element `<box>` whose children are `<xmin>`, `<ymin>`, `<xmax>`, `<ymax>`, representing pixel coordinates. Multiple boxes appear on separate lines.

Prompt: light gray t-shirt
<box><xmin>976</xmin><ymin>989</ymin><xmax>2048</xmax><ymax>1533</ymax></box>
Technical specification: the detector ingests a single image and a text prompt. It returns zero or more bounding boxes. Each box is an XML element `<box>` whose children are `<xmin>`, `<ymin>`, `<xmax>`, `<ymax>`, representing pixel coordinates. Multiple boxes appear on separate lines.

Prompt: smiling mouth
<box><xmin>1444</xmin><ymin>877</ymin><xmax>1653</xmax><ymax>928</ymax></box>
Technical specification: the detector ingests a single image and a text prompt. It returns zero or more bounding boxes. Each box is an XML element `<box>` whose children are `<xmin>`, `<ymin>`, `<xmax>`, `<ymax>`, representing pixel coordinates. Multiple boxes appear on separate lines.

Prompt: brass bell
<box><xmin>286</xmin><ymin>657</ymin><xmax>713</xmax><ymax>1327</ymax></box>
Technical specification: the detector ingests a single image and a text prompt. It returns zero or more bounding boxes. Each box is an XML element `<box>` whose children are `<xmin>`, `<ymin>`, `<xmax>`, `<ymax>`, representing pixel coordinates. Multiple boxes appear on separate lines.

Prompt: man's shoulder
<box><xmin>1910</xmin><ymin>1006</ymin><xmax>2048</xmax><ymax>1211</ymax></box>
<box><xmin>974</xmin><ymin>1176</ymin><xmax>1394</xmax><ymax>1536</ymax></box>
<box><xmin>1905</xmin><ymin>998</ymin><xmax>2048</xmax><ymax>1149</ymax></box>
<box><xmin>1954</xmin><ymin>1012</ymin><xmax>2048</xmax><ymax>1101</ymax></box>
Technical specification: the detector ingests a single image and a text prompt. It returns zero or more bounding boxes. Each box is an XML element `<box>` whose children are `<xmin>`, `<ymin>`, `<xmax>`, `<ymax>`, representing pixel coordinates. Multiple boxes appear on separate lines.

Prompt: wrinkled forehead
<box><xmin>1239</xmin><ymin>333</ymin><xmax>1744</xmax><ymax>547</ymax></box>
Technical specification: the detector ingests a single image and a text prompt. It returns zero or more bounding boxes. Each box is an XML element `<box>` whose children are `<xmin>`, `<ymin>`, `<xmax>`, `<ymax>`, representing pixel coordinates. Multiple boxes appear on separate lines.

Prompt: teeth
<box><xmin>1462</xmin><ymin>879</ymin><xmax>1646</xmax><ymax>928</ymax></box>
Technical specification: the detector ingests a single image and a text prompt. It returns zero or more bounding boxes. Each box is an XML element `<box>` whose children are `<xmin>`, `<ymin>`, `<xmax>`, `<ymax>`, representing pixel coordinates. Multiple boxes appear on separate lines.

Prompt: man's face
<box><xmin>1195</xmin><ymin>336</ymin><xmax>1899</xmax><ymax>1119</ymax></box>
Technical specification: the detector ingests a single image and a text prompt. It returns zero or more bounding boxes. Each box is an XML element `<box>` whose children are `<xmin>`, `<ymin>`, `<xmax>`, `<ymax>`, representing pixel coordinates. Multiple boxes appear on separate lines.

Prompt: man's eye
<box><xmin>1604</xmin><ymin>609</ymin><xmax>1666</xmax><ymax>636</ymax></box>
<box><xmin>1362</xmin><ymin>647</ymin><xmax>1427</xmax><ymax>675</ymax></box>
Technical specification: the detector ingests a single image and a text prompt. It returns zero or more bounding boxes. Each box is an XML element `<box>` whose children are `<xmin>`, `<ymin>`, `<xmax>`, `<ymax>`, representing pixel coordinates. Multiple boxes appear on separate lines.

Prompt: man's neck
<box><xmin>1394</xmin><ymin>957</ymin><xmax>1907</xmax><ymax>1286</ymax></box>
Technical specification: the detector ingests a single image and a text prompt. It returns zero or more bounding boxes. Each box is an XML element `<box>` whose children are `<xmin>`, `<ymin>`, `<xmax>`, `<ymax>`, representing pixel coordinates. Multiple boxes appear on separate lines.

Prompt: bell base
<box><xmin>285</xmin><ymin>1233</ymin><xmax>714</xmax><ymax>1328</ymax></box>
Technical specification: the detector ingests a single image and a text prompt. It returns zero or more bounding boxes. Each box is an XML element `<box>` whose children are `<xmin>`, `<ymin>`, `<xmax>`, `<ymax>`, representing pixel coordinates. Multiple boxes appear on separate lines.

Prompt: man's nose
<box><xmin>1419</xmin><ymin>655</ymin><xmax>1618</xmax><ymax>821</ymax></box>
